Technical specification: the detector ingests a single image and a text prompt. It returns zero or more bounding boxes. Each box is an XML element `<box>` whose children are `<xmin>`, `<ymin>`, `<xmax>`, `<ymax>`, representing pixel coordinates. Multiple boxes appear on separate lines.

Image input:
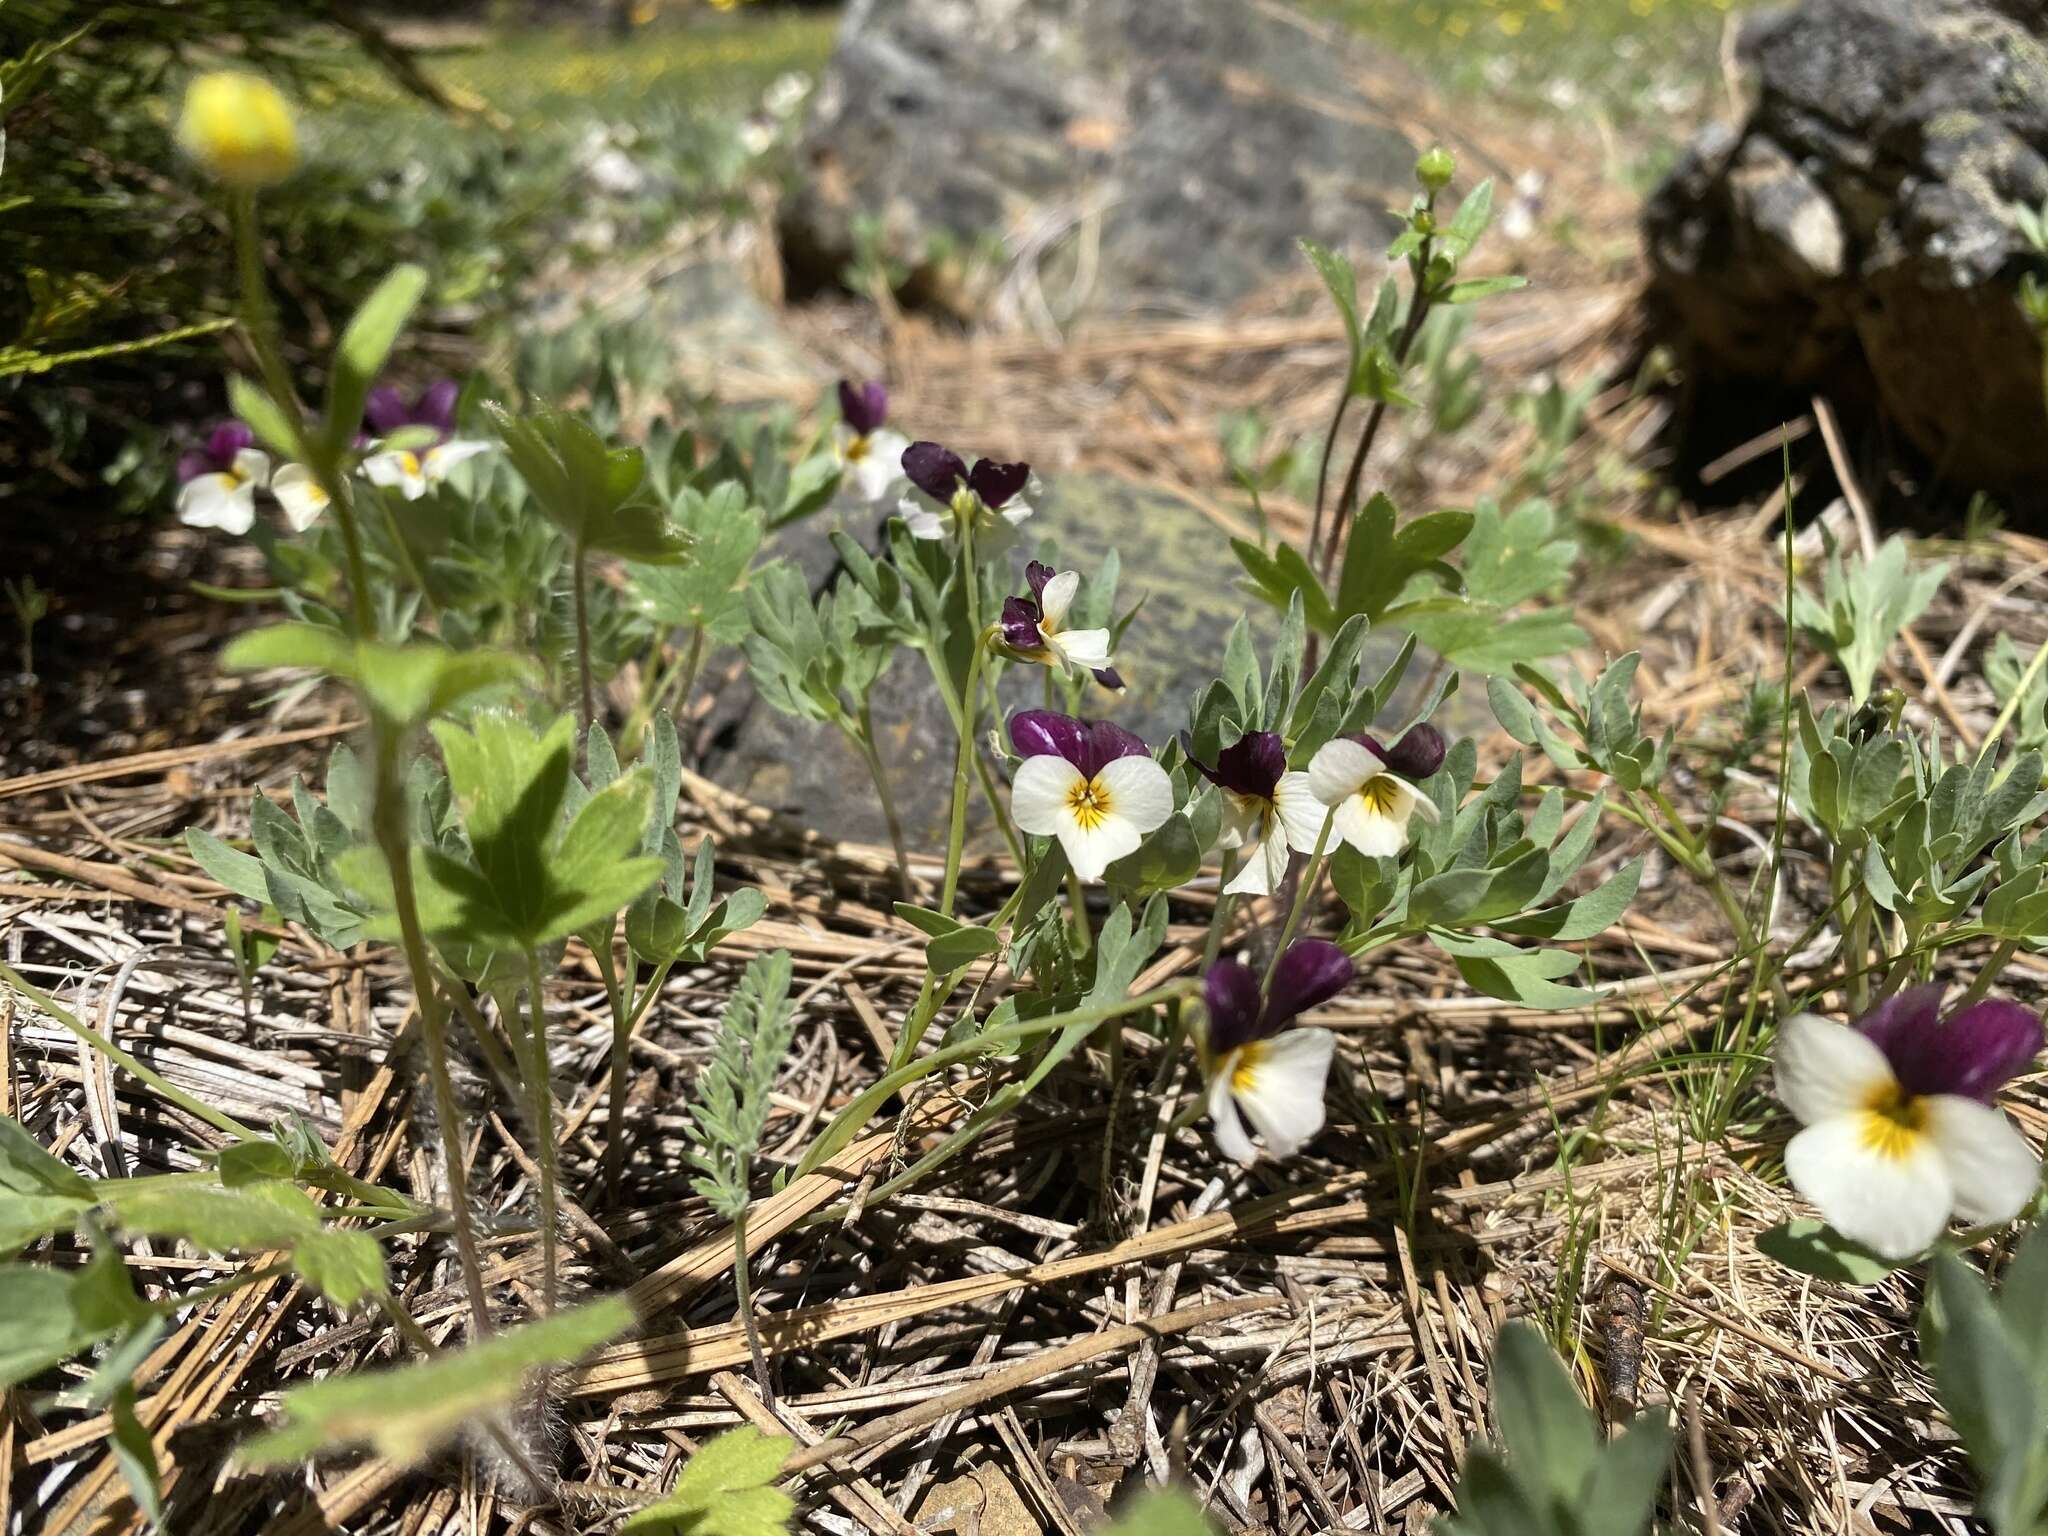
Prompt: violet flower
<box><xmin>899</xmin><ymin>440</ymin><xmax>1034</xmax><ymax>547</ymax></box>
<box><xmin>176</xmin><ymin>422</ymin><xmax>270</xmax><ymax>535</ymax></box>
<box><xmin>358</xmin><ymin>378</ymin><xmax>490</xmax><ymax>501</ymax></box>
<box><xmin>1201</xmin><ymin>939</ymin><xmax>1354</xmax><ymax>1164</ymax></box>
<box><xmin>835</xmin><ymin>380</ymin><xmax>910</xmax><ymax>501</ymax></box>
<box><xmin>1189</xmin><ymin>730</ymin><xmax>1325</xmax><ymax>897</ymax></box>
<box><xmin>1774</xmin><ymin>984</ymin><xmax>2042</xmax><ymax>1259</ymax></box>
<box><xmin>995</xmin><ymin>561</ymin><xmax>1119</xmax><ymax>687</ymax></box>
<box><xmin>1007</xmin><ymin>709</ymin><xmax>1171</xmax><ymax>882</ymax></box>
<box><xmin>1306</xmin><ymin>724</ymin><xmax>1447</xmax><ymax>858</ymax></box>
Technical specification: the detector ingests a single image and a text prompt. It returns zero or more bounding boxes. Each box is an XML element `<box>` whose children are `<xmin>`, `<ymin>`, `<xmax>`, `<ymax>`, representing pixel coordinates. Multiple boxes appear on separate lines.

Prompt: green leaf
<box><xmin>1756</xmin><ymin>1220</ymin><xmax>1901</xmax><ymax>1285</ymax></box>
<box><xmin>110</xmin><ymin>1384</ymin><xmax>165</xmax><ymax>1533</ymax></box>
<box><xmin>227</xmin><ymin>374</ymin><xmax>303</xmax><ymax>462</ymax></box>
<box><xmin>237</xmin><ymin>1296</ymin><xmax>634</xmax><ymax>1468</ymax></box>
<box><xmin>1492</xmin><ymin>858</ymin><xmax>1641</xmax><ymax>942</ymax></box>
<box><xmin>1301</xmin><ymin>240</ymin><xmax>1364</xmax><ymax>370</ymax></box>
<box><xmin>1926</xmin><ymin>1251</ymin><xmax>2045</xmax><ymax>1530</ymax></box>
<box><xmin>1099</xmin><ymin>1489</ymin><xmax>1219</xmax><ymax>1536</ymax></box>
<box><xmin>184</xmin><ymin>827</ymin><xmax>272</xmax><ymax>905</ymax></box>
<box><xmin>1394</xmin><ymin>601</ymin><xmax>1586</xmax><ymax>676</ymax></box>
<box><xmin>927</xmin><ymin>924</ymin><xmax>1003</xmax><ymax>975</ymax></box>
<box><xmin>1490</xmin><ymin>1321</ymin><xmax>1597</xmax><ymax>1506</ymax></box>
<box><xmin>0</xmin><ymin>1240</ymin><xmax>149</xmax><ymax>1389</ymax></box>
<box><xmin>621</xmin><ymin>1425</ymin><xmax>796</xmax><ymax>1536</ymax></box>
<box><xmin>1441</xmin><ymin>275</ymin><xmax>1528</xmax><ymax>305</ymax></box>
<box><xmin>1578</xmin><ymin>1415</ymin><xmax>1672</xmax><ymax>1536</ymax></box>
<box><xmin>222</xmin><ymin>623</ymin><xmax>354</xmax><ymax>678</ymax></box>
<box><xmin>326</xmin><ymin>265</ymin><xmax>428</xmax><ymax>456</ymax></box>
<box><xmin>108</xmin><ymin>1181</ymin><xmax>387</xmax><ymax>1307</ymax></box>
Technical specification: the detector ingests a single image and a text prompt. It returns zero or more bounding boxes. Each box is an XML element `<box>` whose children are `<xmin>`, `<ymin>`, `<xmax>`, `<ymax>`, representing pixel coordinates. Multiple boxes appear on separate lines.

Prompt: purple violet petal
<box><xmin>1078</xmin><ymin>720</ymin><xmax>1150</xmax><ymax>779</ymax></box>
<box><xmin>838</xmin><ymin>379</ymin><xmax>888</xmax><ymax>437</ymax></box>
<box><xmin>1204</xmin><ymin>731</ymin><xmax>1286</xmax><ymax>801</ymax></box>
<box><xmin>902</xmin><ymin>441</ymin><xmax>967</xmax><ymax>501</ymax></box>
<box><xmin>1025</xmin><ymin>561</ymin><xmax>1056</xmax><ymax>601</ymax></box>
<box><xmin>1855</xmin><ymin>983</ymin><xmax>1947</xmax><ymax>1086</ymax></box>
<box><xmin>967</xmin><ymin>458</ymin><xmax>1030</xmax><ymax>509</ymax></box>
<box><xmin>205</xmin><ymin>421</ymin><xmax>255</xmax><ymax>466</ymax></box>
<box><xmin>1204</xmin><ymin>960</ymin><xmax>1265</xmax><ymax>1056</ymax></box>
<box><xmin>363</xmin><ymin>386</ymin><xmax>411</xmax><ymax>438</ymax></box>
<box><xmin>998</xmin><ymin>596</ymin><xmax>1044</xmax><ymax>653</ymax></box>
<box><xmin>1009</xmin><ymin>709</ymin><xmax>1091</xmax><ymax>769</ymax></box>
<box><xmin>416</xmin><ymin>379</ymin><xmax>460</xmax><ymax>437</ymax></box>
<box><xmin>1261</xmin><ymin>940</ymin><xmax>1355</xmax><ymax>1033</ymax></box>
<box><xmin>1092</xmin><ymin>666</ymin><xmax>1126</xmax><ymax>693</ymax></box>
<box><xmin>1874</xmin><ymin>995</ymin><xmax>2044</xmax><ymax>1103</ymax></box>
<box><xmin>1384</xmin><ymin>723</ymin><xmax>1447</xmax><ymax>780</ymax></box>
<box><xmin>176</xmin><ymin>450</ymin><xmax>211</xmax><ymax>484</ymax></box>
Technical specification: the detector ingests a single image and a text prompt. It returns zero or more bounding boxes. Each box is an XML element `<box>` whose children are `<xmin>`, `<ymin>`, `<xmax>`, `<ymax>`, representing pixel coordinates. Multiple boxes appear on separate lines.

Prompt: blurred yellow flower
<box><xmin>177</xmin><ymin>71</ymin><xmax>299</xmax><ymax>189</ymax></box>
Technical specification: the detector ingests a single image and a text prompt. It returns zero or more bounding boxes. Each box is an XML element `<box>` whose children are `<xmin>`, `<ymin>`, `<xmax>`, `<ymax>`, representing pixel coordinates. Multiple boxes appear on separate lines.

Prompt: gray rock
<box><xmin>1645</xmin><ymin>0</ymin><xmax>2048</xmax><ymax>499</ymax></box>
<box><xmin>780</xmin><ymin>0</ymin><xmax>1417</xmax><ymax>319</ymax></box>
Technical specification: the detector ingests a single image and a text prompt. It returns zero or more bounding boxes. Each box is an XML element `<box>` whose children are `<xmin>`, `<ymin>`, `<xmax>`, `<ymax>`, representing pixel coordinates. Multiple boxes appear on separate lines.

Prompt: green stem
<box><xmin>372</xmin><ymin>733</ymin><xmax>494</xmax><ymax>1339</ymax></box>
<box><xmin>971</xmin><ymin>740</ymin><xmax>1027</xmax><ymax>868</ymax></box>
<box><xmin>230</xmin><ymin>190</ymin><xmax>374</xmax><ymax>640</ymax></box>
<box><xmin>523</xmin><ymin>947</ymin><xmax>562</xmax><ymax>1313</ymax></box>
<box><xmin>0</xmin><ymin>963</ymin><xmax>259</xmax><ymax>1142</ymax></box>
<box><xmin>1954</xmin><ymin>940</ymin><xmax>2020</xmax><ymax>1009</ymax></box>
<box><xmin>800</xmin><ymin>980</ymin><xmax>1198</xmax><ymax>1180</ymax></box>
<box><xmin>1203</xmin><ymin>848</ymin><xmax>1242</xmax><ymax>972</ymax></box>
<box><xmin>851</xmin><ymin>701</ymin><xmax>914</xmax><ymax>902</ymax></box>
<box><xmin>940</xmin><ymin>643</ymin><xmax>987</xmax><ymax>918</ymax></box>
<box><xmin>594</xmin><ymin>934</ymin><xmax>633</xmax><ymax>1206</ymax></box>
<box><xmin>1263</xmin><ymin>812</ymin><xmax>1334</xmax><ymax>997</ymax></box>
<box><xmin>730</xmin><ymin>1201</ymin><xmax>774</xmax><ymax>1405</ymax></box>
<box><xmin>623</xmin><ymin>622</ymin><xmax>705</xmax><ymax>759</ymax></box>
<box><xmin>573</xmin><ymin>534</ymin><xmax>595</xmax><ymax>732</ymax></box>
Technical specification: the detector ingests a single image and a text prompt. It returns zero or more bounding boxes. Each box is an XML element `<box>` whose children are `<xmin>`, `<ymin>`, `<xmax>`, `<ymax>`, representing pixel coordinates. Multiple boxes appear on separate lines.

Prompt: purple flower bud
<box><xmin>176</xmin><ymin>450</ymin><xmax>212</xmax><ymax>485</ymax></box>
<box><xmin>1203</xmin><ymin>939</ymin><xmax>1354</xmax><ymax>1055</ymax></box>
<box><xmin>1092</xmin><ymin>665</ymin><xmax>1126</xmax><ymax>693</ymax></box>
<box><xmin>1025</xmin><ymin>561</ymin><xmax>1056</xmax><ymax>601</ymax></box>
<box><xmin>1383</xmin><ymin>723</ymin><xmax>1447</xmax><ymax>780</ymax></box>
<box><xmin>1858</xmin><ymin>985</ymin><xmax>2043</xmax><ymax>1103</ymax></box>
<box><xmin>1194</xmin><ymin>730</ymin><xmax>1287</xmax><ymax>801</ymax></box>
<box><xmin>998</xmin><ymin>596</ymin><xmax>1043</xmax><ymax>654</ymax></box>
<box><xmin>968</xmin><ymin>458</ymin><xmax>1029</xmax><ymax>509</ymax></box>
<box><xmin>838</xmin><ymin>379</ymin><xmax>889</xmax><ymax>437</ymax></box>
<box><xmin>1009</xmin><ymin>710</ymin><xmax>1148</xmax><ymax>778</ymax></box>
<box><xmin>903</xmin><ymin>440</ymin><xmax>968</xmax><ymax>501</ymax></box>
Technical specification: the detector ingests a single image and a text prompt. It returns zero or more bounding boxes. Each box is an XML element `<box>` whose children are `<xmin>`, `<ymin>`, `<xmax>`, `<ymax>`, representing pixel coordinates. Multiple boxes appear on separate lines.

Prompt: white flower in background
<box><xmin>175</xmin><ymin>423</ymin><xmax>269</xmax><ymax>536</ymax></box>
<box><xmin>358</xmin><ymin>380</ymin><xmax>490</xmax><ymax>502</ymax></box>
<box><xmin>269</xmin><ymin>464</ymin><xmax>331</xmax><ymax>533</ymax></box>
<box><xmin>1200</xmin><ymin>941</ymin><xmax>1353</xmax><ymax>1165</ymax></box>
<box><xmin>1307</xmin><ymin>725</ymin><xmax>1446</xmax><ymax>858</ymax></box>
<box><xmin>1774</xmin><ymin>987</ymin><xmax>2043</xmax><ymax>1260</ymax></box>
<box><xmin>1006</xmin><ymin>711</ymin><xmax>1172</xmax><ymax>882</ymax></box>
<box><xmin>362</xmin><ymin>439</ymin><xmax>491</xmax><ymax>501</ymax></box>
<box><xmin>1188</xmin><ymin>729</ymin><xmax>1326</xmax><ymax>897</ymax></box>
<box><xmin>834</xmin><ymin>380</ymin><xmax>911</xmax><ymax>501</ymax></box>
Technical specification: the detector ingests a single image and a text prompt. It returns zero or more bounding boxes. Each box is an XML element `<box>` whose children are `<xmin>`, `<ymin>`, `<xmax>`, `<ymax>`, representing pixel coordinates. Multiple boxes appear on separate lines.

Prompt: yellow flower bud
<box><xmin>177</xmin><ymin>71</ymin><xmax>299</xmax><ymax>189</ymax></box>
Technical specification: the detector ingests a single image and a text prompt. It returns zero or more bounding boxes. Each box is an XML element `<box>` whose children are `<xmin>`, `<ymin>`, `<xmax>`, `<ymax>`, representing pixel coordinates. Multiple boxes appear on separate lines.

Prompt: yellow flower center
<box><xmin>397</xmin><ymin>450</ymin><xmax>422</xmax><ymax>478</ymax></box>
<box><xmin>845</xmin><ymin>434</ymin><xmax>870</xmax><ymax>463</ymax></box>
<box><xmin>1356</xmin><ymin>775</ymin><xmax>1404</xmax><ymax>816</ymax></box>
<box><xmin>1231</xmin><ymin>1041</ymin><xmax>1268</xmax><ymax>1096</ymax></box>
<box><xmin>1858</xmin><ymin>1081</ymin><xmax>1929</xmax><ymax>1163</ymax></box>
<box><xmin>1065</xmin><ymin>776</ymin><xmax>1114</xmax><ymax>831</ymax></box>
